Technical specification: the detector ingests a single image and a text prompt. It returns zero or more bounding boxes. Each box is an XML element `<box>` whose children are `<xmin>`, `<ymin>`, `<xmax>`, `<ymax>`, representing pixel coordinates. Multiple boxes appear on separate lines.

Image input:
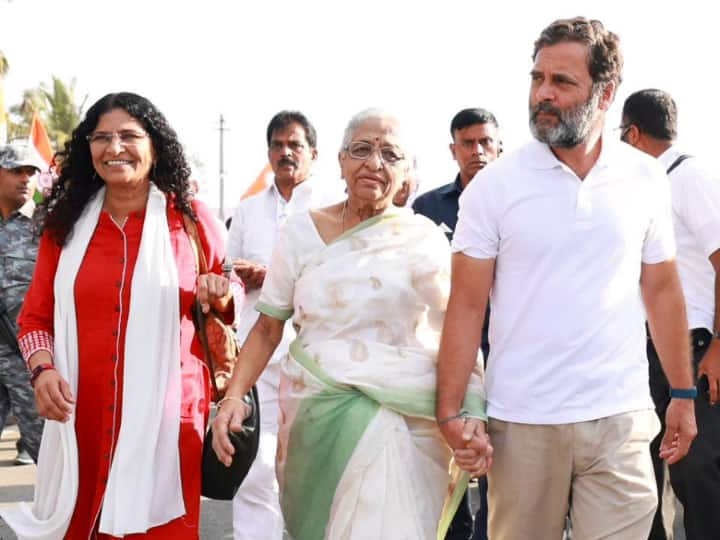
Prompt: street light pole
<box><xmin>218</xmin><ymin>114</ymin><xmax>226</xmax><ymax>220</ymax></box>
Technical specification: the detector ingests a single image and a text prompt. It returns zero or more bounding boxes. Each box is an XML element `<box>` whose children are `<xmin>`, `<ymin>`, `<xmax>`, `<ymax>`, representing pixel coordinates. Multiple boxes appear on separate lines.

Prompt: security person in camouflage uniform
<box><xmin>0</xmin><ymin>142</ymin><xmax>45</xmax><ymax>465</ymax></box>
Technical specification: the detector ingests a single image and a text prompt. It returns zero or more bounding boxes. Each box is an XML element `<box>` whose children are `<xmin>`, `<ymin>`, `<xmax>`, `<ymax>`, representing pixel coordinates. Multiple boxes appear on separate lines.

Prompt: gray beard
<box><xmin>529</xmin><ymin>89</ymin><xmax>601</xmax><ymax>148</ymax></box>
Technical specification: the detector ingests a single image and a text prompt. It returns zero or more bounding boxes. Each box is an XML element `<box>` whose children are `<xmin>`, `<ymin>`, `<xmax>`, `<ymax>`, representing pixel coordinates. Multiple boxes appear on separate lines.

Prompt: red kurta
<box><xmin>19</xmin><ymin>199</ymin><xmax>231</xmax><ymax>539</ymax></box>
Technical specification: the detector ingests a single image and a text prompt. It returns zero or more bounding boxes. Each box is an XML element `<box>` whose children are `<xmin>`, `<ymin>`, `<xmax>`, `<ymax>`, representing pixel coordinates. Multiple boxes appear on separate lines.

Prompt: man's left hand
<box><xmin>233</xmin><ymin>260</ymin><xmax>266</xmax><ymax>291</ymax></box>
<box><xmin>659</xmin><ymin>398</ymin><xmax>697</xmax><ymax>464</ymax></box>
<box><xmin>439</xmin><ymin>417</ymin><xmax>493</xmax><ymax>477</ymax></box>
<box><xmin>698</xmin><ymin>340</ymin><xmax>720</xmax><ymax>404</ymax></box>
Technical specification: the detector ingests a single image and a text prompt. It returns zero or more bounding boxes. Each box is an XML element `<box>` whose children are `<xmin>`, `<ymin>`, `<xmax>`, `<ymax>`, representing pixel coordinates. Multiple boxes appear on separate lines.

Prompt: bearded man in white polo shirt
<box><xmin>436</xmin><ymin>17</ymin><xmax>697</xmax><ymax>540</ymax></box>
<box><xmin>621</xmin><ymin>88</ymin><xmax>720</xmax><ymax>540</ymax></box>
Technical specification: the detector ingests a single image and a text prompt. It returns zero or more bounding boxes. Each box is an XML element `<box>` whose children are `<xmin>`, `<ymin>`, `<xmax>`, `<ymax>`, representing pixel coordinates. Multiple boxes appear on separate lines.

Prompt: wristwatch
<box><xmin>29</xmin><ymin>363</ymin><xmax>56</xmax><ymax>387</ymax></box>
<box><xmin>668</xmin><ymin>387</ymin><xmax>698</xmax><ymax>399</ymax></box>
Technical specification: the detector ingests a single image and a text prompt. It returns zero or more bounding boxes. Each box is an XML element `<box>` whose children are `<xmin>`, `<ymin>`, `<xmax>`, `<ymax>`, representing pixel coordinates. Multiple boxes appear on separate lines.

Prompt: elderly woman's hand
<box><xmin>34</xmin><ymin>369</ymin><xmax>75</xmax><ymax>422</ymax></box>
<box><xmin>211</xmin><ymin>396</ymin><xmax>253</xmax><ymax>467</ymax></box>
<box><xmin>197</xmin><ymin>273</ymin><xmax>231</xmax><ymax>314</ymax></box>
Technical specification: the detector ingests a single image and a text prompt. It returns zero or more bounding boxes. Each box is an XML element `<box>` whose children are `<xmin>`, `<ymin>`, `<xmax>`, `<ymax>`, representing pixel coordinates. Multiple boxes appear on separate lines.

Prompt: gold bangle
<box><xmin>437</xmin><ymin>411</ymin><xmax>486</xmax><ymax>425</ymax></box>
<box><xmin>437</xmin><ymin>411</ymin><xmax>469</xmax><ymax>425</ymax></box>
<box><xmin>216</xmin><ymin>396</ymin><xmax>246</xmax><ymax>410</ymax></box>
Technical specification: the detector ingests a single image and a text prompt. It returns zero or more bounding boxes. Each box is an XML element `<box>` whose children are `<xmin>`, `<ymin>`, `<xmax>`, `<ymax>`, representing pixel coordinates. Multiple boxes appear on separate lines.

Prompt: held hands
<box><xmin>659</xmin><ymin>398</ymin><xmax>697</xmax><ymax>464</ymax></box>
<box><xmin>211</xmin><ymin>397</ymin><xmax>253</xmax><ymax>467</ymax></box>
<box><xmin>34</xmin><ymin>369</ymin><xmax>75</xmax><ymax>422</ymax></box>
<box><xmin>232</xmin><ymin>260</ymin><xmax>266</xmax><ymax>291</ymax></box>
<box><xmin>197</xmin><ymin>273</ymin><xmax>231</xmax><ymax>314</ymax></box>
<box><xmin>439</xmin><ymin>416</ymin><xmax>493</xmax><ymax>477</ymax></box>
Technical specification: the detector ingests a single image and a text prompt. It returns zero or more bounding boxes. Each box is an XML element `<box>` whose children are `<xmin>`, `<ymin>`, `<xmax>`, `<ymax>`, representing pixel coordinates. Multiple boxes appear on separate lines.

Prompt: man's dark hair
<box><xmin>450</xmin><ymin>108</ymin><xmax>499</xmax><ymax>137</ymax></box>
<box><xmin>266</xmin><ymin>110</ymin><xmax>317</xmax><ymax>149</ymax></box>
<box><xmin>622</xmin><ymin>89</ymin><xmax>677</xmax><ymax>141</ymax></box>
<box><xmin>533</xmin><ymin>17</ymin><xmax>623</xmax><ymax>88</ymax></box>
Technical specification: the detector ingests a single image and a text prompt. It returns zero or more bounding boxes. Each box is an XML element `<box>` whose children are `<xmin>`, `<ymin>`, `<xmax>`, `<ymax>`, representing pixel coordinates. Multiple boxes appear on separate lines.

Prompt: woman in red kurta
<box><xmin>5</xmin><ymin>92</ymin><xmax>234</xmax><ymax>539</ymax></box>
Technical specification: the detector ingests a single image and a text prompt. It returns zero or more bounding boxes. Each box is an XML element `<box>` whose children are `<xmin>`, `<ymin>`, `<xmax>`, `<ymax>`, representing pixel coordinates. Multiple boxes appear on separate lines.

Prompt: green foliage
<box><xmin>8</xmin><ymin>76</ymin><xmax>86</xmax><ymax>149</ymax></box>
<box><xmin>43</xmin><ymin>77</ymin><xmax>86</xmax><ymax>148</ymax></box>
<box><xmin>0</xmin><ymin>50</ymin><xmax>8</xmax><ymax>77</ymax></box>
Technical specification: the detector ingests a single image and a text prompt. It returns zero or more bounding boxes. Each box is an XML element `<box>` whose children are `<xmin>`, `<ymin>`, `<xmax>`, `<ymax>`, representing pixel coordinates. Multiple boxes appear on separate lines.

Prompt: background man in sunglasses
<box><xmin>622</xmin><ymin>88</ymin><xmax>720</xmax><ymax>540</ymax></box>
<box><xmin>0</xmin><ymin>142</ymin><xmax>45</xmax><ymax>466</ymax></box>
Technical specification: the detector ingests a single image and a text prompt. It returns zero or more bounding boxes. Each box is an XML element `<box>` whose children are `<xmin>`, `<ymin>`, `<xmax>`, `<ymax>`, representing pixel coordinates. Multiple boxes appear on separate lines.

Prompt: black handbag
<box><xmin>200</xmin><ymin>386</ymin><xmax>260</xmax><ymax>500</ymax></box>
<box><xmin>183</xmin><ymin>216</ymin><xmax>261</xmax><ymax>500</ymax></box>
<box><xmin>194</xmin><ymin>297</ymin><xmax>261</xmax><ymax>500</ymax></box>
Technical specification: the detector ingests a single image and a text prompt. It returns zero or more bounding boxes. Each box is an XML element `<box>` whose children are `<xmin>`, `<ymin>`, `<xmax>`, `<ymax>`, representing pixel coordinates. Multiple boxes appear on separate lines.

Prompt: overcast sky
<box><xmin>2</xmin><ymin>0</ymin><xmax>717</xmax><ymax>214</ymax></box>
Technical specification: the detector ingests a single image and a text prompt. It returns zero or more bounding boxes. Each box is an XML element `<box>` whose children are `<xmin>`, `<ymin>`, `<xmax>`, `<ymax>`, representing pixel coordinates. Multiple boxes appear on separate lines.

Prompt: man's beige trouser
<box><xmin>487</xmin><ymin>410</ymin><xmax>660</xmax><ymax>540</ymax></box>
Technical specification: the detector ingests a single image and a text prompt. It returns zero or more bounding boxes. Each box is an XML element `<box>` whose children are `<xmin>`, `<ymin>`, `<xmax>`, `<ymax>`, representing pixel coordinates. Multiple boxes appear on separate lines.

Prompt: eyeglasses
<box><xmin>344</xmin><ymin>141</ymin><xmax>405</xmax><ymax>166</ymax></box>
<box><xmin>86</xmin><ymin>130</ymin><xmax>149</xmax><ymax>148</ymax></box>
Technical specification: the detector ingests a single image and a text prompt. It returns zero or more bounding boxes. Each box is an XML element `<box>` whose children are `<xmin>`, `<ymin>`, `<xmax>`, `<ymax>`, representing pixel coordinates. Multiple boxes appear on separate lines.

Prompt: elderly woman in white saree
<box><xmin>212</xmin><ymin>109</ymin><xmax>487</xmax><ymax>540</ymax></box>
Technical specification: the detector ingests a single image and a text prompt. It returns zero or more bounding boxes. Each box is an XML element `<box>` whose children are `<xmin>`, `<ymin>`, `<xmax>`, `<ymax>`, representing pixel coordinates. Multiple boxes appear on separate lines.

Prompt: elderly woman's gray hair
<box><xmin>339</xmin><ymin>108</ymin><xmax>414</xmax><ymax>161</ymax></box>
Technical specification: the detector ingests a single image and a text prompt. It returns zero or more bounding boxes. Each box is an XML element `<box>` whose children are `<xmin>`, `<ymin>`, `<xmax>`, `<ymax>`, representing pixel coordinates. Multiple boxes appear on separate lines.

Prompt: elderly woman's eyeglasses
<box><xmin>86</xmin><ymin>130</ymin><xmax>149</xmax><ymax>148</ymax></box>
<box><xmin>345</xmin><ymin>141</ymin><xmax>405</xmax><ymax>166</ymax></box>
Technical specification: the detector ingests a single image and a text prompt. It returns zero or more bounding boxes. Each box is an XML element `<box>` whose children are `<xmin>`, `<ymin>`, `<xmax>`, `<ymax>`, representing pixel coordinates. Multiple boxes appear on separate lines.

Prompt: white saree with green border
<box><xmin>256</xmin><ymin>208</ymin><xmax>486</xmax><ymax>540</ymax></box>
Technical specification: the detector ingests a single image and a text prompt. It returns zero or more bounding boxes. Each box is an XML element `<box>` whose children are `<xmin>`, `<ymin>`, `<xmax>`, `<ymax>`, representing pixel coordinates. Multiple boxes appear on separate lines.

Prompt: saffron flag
<box><xmin>29</xmin><ymin>110</ymin><xmax>53</xmax><ymax>168</ymax></box>
<box><xmin>28</xmin><ymin>111</ymin><xmax>56</xmax><ymax>201</ymax></box>
<box><xmin>241</xmin><ymin>163</ymin><xmax>272</xmax><ymax>200</ymax></box>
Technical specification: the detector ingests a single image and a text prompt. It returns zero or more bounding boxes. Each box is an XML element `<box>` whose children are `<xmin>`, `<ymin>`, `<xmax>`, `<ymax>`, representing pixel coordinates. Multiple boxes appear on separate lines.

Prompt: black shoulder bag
<box><xmin>182</xmin><ymin>214</ymin><xmax>261</xmax><ymax>500</ymax></box>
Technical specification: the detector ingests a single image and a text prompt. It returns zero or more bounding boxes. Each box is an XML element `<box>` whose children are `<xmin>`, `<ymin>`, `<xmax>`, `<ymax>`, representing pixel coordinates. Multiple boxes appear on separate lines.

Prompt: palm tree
<box><xmin>42</xmin><ymin>76</ymin><xmax>86</xmax><ymax>148</ymax></box>
<box><xmin>1</xmin><ymin>50</ymin><xmax>9</xmax><ymax>143</ymax></box>
<box><xmin>0</xmin><ymin>50</ymin><xmax>8</xmax><ymax>78</ymax></box>
<box><xmin>8</xmin><ymin>76</ymin><xmax>86</xmax><ymax>148</ymax></box>
<box><xmin>8</xmin><ymin>87</ymin><xmax>45</xmax><ymax>140</ymax></box>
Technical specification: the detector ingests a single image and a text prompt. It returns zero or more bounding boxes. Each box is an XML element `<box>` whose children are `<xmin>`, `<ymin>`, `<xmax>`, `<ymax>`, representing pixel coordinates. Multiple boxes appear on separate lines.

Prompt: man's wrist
<box><xmin>436</xmin><ymin>403</ymin><xmax>463</xmax><ymax>421</ymax></box>
<box><xmin>437</xmin><ymin>411</ymin><xmax>468</xmax><ymax>425</ymax></box>
<box><xmin>669</xmin><ymin>386</ymin><xmax>698</xmax><ymax>399</ymax></box>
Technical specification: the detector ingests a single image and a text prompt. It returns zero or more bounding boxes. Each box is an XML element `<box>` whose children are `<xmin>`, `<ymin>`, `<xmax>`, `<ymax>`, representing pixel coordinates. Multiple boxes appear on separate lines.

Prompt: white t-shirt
<box><xmin>453</xmin><ymin>137</ymin><xmax>676</xmax><ymax>424</ymax></box>
<box><xmin>660</xmin><ymin>147</ymin><xmax>720</xmax><ymax>332</ymax></box>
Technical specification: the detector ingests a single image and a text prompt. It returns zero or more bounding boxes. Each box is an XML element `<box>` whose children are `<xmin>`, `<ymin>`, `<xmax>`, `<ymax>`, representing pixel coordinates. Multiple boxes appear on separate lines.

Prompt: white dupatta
<box><xmin>1</xmin><ymin>185</ymin><xmax>185</xmax><ymax>539</ymax></box>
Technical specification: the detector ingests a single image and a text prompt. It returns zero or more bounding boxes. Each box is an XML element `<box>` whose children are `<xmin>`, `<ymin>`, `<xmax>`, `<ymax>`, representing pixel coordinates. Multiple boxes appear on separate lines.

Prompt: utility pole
<box><xmin>218</xmin><ymin>114</ymin><xmax>227</xmax><ymax>220</ymax></box>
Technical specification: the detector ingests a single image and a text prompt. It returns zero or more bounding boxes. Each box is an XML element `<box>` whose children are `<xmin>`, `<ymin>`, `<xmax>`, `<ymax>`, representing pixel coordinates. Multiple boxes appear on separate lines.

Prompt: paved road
<box><xmin>0</xmin><ymin>426</ymin><xmax>233</xmax><ymax>540</ymax></box>
<box><xmin>1</xmin><ymin>425</ymin><xmax>686</xmax><ymax>540</ymax></box>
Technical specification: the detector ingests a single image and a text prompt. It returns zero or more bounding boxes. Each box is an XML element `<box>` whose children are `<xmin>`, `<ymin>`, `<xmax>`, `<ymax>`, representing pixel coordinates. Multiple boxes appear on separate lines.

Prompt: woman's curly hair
<box><xmin>40</xmin><ymin>92</ymin><xmax>195</xmax><ymax>245</ymax></box>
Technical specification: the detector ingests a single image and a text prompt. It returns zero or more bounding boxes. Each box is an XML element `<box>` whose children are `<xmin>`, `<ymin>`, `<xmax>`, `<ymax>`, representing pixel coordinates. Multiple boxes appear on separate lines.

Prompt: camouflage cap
<box><xmin>0</xmin><ymin>143</ymin><xmax>45</xmax><ymax>172</ymax></box>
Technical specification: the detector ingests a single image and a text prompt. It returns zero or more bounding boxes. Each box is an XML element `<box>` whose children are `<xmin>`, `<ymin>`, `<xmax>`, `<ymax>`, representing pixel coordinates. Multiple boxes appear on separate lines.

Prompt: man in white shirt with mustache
<box><xmin>227</xmin><ymin>110</ymin><xmax>340</xmax><ymax>540</ymax></box>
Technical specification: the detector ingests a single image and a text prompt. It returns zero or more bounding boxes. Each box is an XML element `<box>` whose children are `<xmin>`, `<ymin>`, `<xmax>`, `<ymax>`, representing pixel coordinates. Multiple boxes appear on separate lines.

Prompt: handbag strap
<box><xmin>666</xmin><ymin>154</ymin><xmax>692</xmax><ymax>175</ymax></box>
<box><xmin>182</xmin><ymin>213</ymin><xmax>210</xmax><ymax>274</ymax></box>
<box><xmin>181</xmin><ymin>213</ymin><xmax>220</xmax><ymax>399</ymax></box>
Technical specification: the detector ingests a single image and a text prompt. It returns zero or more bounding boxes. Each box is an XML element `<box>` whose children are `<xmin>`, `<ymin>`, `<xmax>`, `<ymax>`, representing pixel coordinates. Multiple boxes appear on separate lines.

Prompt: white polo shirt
<box><xmin>660</xmin><ymin>147</ymin><xmax>720</xmax><ymax>332</ymax></box>
<box><xmin>453</xmin><ymin>137</ymin><xmax>676</xmax><ymax>424</ymax></box>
